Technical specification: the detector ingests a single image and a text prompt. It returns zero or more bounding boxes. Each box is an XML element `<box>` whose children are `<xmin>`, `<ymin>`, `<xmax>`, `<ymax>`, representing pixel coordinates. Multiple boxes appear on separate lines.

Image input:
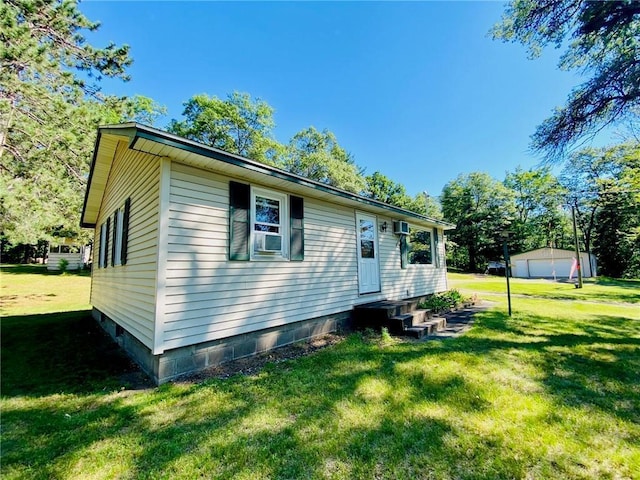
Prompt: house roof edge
<box><xmin>83</xmin><ymin>122</ymin><xmax>456</xmax><ymax>230</ymax></box>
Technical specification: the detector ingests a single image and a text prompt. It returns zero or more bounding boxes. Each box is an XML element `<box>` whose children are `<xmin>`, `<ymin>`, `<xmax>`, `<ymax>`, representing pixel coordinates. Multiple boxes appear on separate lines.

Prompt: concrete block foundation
<box><xmin>93</xmin><ymin>308</ymin><xmax>351</xmax><ymax>385</ymax></box>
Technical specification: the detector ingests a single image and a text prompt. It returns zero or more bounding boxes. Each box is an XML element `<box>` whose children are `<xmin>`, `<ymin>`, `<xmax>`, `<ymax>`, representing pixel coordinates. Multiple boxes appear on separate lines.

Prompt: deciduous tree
<box><xmin>592</xmin><ymin>143</ymin><xmax>640</xmax><ymax>277</ymax></box>
<box><xmin>364</xmin><ymin>171</ymin><xmax>411</xmax><ymax>206</ymax></box>
<box><xmin>363</xmin><ymin>172</ymin><xmax>442</xmax><ymax>217</ymax></box>
<box><xmin>283</xmin><ymin>126</ymin><xmax>365</xmax><ymax>193</ymax></box>
<box><xmin>558</xmin><ymin>145</ymin><xmax>628</xmax><ymax>256</ymax></box>
<box><xmin>168</xmin><ymin>92</ymin><xmax>282</xmax><ymax>165</ymax></box>
<box><xmin>441</xmin><ymin>172</ymin><xmax>515</xmax><ymax>271</ymax></box>
<box><xmin>504</xmin><ymin>166</ymin><xmax>570</xmax><ymax>252</ymax></box>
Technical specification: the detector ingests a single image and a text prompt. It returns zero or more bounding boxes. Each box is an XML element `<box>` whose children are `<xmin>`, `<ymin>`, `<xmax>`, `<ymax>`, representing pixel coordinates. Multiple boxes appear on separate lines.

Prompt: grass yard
<box><xmin>1</xmin><ymin>268</ymin><xmax>639</xmax><ymax>479</ymax></box>
<box><xmin>448</xmin><ymin>272</ymin><xmax>640</xmax><ymax>304</ymax></box>
<box><xmin>0</xmin><ymin>264</ymin><xmax>91</xmax><ymax>316</ymax></box>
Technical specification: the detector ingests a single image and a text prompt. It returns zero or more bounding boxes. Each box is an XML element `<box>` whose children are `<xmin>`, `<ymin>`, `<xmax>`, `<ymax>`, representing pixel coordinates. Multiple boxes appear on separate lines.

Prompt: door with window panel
<box><xmin>356</xmin><ymin>212</ymin><xmax>380</xmax><ymax>294</ymax></box>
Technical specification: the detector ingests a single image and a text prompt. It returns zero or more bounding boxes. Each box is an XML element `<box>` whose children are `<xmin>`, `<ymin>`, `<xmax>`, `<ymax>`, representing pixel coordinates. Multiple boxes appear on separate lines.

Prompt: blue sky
<box><xmin>82</xmin><ymin>1</ymin><xmax>588</xmax><ymax>197</ymax></box>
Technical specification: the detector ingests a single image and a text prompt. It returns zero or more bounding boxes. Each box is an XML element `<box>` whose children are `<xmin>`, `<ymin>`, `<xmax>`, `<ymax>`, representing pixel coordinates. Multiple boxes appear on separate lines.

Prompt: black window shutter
<box><xmin>290</xmin><ymin>195</ymin><xmax>304</xmax><ymax>261</ymax></box>
<box><xmin>400</xmin><ymin>235</ymin><xmax>408</xmax><ymax>269</ymax></box>
<box><xmin>111</xmin><ymin>211</ymin><xmax>118</xmax><ymax>267</ymax></box>
<box><xmin>433</xmin><ymin>228</ymin><xmax>440</xmax><ymax>268</ymax></box>
<box><xmin>121</xmin><ymin>197</ymin><xmax>131</xmax><ymax>265</ymax></box>
<box><xmin>229</xmin><ymin>181</ymin><xmax>250</xmax><ymax>261</ymax></box>
<box><xmin>105</xmin><ymin>216</ymin><xmax>110</xmax><ymax>268</ymax></box>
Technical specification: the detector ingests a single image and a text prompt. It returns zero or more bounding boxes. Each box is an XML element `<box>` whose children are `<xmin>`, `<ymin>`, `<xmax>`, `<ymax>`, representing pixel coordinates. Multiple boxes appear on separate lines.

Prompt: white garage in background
<box><xmin>510</xmin><ymin>247</ymin><xmax>597</xmax><ymax>279</ymax></box>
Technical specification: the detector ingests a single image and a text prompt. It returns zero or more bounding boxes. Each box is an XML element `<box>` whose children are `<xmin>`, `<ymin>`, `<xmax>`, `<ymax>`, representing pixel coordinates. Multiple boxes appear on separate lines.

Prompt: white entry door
<box><xmin>356</xmin><ymin>212</ymin><xmax>381</xmax><ymax>294</ymax></box>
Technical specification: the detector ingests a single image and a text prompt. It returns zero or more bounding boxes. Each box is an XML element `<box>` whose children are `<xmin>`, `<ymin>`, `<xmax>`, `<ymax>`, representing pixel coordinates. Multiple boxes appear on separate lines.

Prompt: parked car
<box><xmin>485</xmin><ymin>261</ymin><xmax>506</xmax><ymax>276</ymax></box>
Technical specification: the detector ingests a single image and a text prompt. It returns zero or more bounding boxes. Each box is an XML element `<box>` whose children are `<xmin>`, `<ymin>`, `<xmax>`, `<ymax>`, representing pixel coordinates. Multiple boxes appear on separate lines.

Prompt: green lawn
<box><xmin>1</xmin><ymin>268</ymin><xmax>639</xmax><ymax>479</ymax></box>
<box><xmin>448</xmin><ymin>272</ymin><xmax>640</xmax><ymax>304</ymax></box>
<box><xmin>0</xmin><ymin>264</ymin><xmax>91</xmax><ymax>316</ymax></box>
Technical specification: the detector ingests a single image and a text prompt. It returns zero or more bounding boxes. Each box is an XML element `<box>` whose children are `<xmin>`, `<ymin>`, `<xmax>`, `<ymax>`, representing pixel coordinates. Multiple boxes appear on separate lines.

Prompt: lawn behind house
<box><xmin>448</xmin><ymin>272</ymin><xmax>640</xmax><ymax>304</ymax></box>
<box><xmin>0</xmin><ymin>264</ymin><xmax>91</xmax><ymax>316</ymax></box>
<box><xmin>1</xmin><ymin>267</ymin><xmax>639</xmax><ymax>479</ymax></box>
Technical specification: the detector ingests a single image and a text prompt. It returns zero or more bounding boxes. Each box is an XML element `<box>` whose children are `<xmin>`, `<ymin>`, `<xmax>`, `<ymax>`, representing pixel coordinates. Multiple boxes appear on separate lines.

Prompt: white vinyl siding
<box><xmin>163</xmin><ymin>163</ymin><xmax>359</xmax><ymax>350</ymax></box>
<box><xmin>47</xmin><ymin>252</ymin><xmax>84</xmax><ymax>271</ymax></box>
<box><xmin>91</xmin><ymin>142</ymin><xmax>160</xmax><ymax>349</ymax></box>
<box><xmin>379</xmin><ymin>221</ymin><xmax>447</xmax><ymax>299</ymax></box>
<box><xmin>161</xmin><ymin>163</ymin><xmax>448</xmax><ymax>351</ymax></box>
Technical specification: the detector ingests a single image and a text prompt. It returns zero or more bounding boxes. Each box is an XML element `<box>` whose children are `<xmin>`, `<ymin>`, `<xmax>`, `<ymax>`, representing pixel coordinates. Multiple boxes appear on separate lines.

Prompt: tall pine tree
<box><xmin>0</xmin><ymin>0</ymin><xmax>158</xmax><ymax>246</ymax></box>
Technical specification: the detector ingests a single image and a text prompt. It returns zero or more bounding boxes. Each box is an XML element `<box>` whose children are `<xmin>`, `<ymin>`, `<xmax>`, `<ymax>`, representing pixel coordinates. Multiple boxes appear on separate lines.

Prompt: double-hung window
<box><xmin>97</xmin><ymin>197</ymin><xmax>131</xmax><ymax>269</ymax></box>
<box><xmin>251</xmin><ymin>188</ymin><xmax>288</xmax><ymax>260</ymax></box>
<box><xmin>229</xmin><ymin>181</ymin><xmax>303</xmax><ymax>262</ymax></box>
<box><xmin>99</xmin><ymin>222</ymin><xmax>108</xmax><ymax>268</ymax></box>
<box><xmin>113</xmin><ymin>207</ymin><xmax>125</xmax><ymax>266</ymax></box>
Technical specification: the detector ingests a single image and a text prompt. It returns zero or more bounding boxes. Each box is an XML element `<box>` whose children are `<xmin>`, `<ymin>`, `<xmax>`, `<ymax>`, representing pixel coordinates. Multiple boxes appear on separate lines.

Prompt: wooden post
<box><xmin>571</xmin><ymin>206</ymin><xmax>583</xmax><ymax>289</ymax></box>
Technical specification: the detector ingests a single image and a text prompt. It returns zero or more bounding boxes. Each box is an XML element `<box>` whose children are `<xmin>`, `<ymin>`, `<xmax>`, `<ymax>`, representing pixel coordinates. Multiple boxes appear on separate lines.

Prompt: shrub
<box><xmin>420</xmin><ymin>294</ymin><xmax>451</xmax><ymax>314</ymax></box>
<box><xmin>380</xmin><ymin>327</ymin><xmax>392</xmax><ymax>343</ymax></box>
<box><xmin>58</xmin><ymin>258</ymin><xmax>69</xmax><ymax>273</ymax></box>
<box><xmin>442</xmin><ymin>289</ymin><xmax>464</xmax><ymax>307</ymax></box>
<box><xmin>420</xmin><ymin>289</ymin><xmax>469</xmax><ymax>313</ymax></box>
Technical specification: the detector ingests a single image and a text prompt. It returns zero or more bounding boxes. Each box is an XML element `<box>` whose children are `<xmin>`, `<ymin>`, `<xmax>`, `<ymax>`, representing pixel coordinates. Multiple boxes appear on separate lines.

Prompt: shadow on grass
<box><xmin>455</xmin><ymin>309</ymin><xmax>640</xmax><ymax>423</ymax></box>
<box><xmin>110</xmin><ymin>312</ymin><xmax>640</xmax><ymax>478</ymax></box>
<box><xmin>512</xmin><ymin>286</ymin><xmax>640</xmax><ymax>304</ymax></box>
<box><xmin>0</xmin><ymin>263</ymin><xmax>91</xmax><ymax>277</ymax></box>
<box><xmin>594</xmin><ymin>276</ymin><xmax>640</xmax><ymax>289</ymax></box>
<box><xmin>1</xmin><ymin>304</ymin><xmax>639</xmax><ymax>478</ymax></box>
<box><xmin>1</xmin><ymin>311</ymin><xmax>147</xmax><ymax>397</ymax></box>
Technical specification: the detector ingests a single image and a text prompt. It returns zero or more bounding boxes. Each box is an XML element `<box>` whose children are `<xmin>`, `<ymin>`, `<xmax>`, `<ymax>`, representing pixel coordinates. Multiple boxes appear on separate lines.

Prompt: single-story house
<box><xmin>510</xmin><ymin>247</ymin><xmax>597</xmax><ymax>279</ymax></box>
<box><xmin>47</xmin><ymin>238</ymin><xmax>88</xmax><ymax>271</ymax></box>
<box><xmin>81</xmin><ymin>123</ymin><xmax>455</xmax><ymax>384</ymax></box>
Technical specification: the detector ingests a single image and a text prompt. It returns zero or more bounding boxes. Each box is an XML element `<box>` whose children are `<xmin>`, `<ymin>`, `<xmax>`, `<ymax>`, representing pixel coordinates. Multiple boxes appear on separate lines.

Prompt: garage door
<box><xmin>528</xmin><ymin>258</ymin><xmax>574</xmax><ymax>278</ymax></box>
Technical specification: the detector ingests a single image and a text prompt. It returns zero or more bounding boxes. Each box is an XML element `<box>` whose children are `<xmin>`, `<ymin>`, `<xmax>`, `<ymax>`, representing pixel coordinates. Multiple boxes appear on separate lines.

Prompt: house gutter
<box><xmin>84</xmin><ymin>122</ymin><xmax>456</xmax><ymax>230</ymax></box>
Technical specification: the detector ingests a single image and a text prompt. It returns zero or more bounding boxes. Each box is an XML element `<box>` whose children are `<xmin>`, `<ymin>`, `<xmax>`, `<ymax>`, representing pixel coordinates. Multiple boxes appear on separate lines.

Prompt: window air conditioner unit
<box><xmin>255</xmin><ymin>232</ymin><xmax>283</xmax><ymax>252</ymax></box>
<box><xmin>393</xmin><ymin>221</ymin><xmax>410</xmax><ymax>235</ymax></box>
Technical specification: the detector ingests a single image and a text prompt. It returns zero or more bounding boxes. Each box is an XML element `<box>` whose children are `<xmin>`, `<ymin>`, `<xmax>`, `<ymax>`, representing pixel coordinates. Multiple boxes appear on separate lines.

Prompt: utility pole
<box><xmin>571</xmin><ymin>205</ymin><xmax>584</xmax><ymax>289</ymax></box>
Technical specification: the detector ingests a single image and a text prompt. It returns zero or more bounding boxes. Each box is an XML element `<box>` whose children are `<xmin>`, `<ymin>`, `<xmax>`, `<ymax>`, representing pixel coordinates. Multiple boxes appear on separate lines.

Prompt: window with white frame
<box><xmin>114</xmin><ymin>207</ymin><xmax>125</xmax><ymax>266</ymax></box>
<box><xmin>97</xmin><ymin>197</ymin><xmax>131</xmax><ymax>269</ymax></box>
<box><xmin>251</xmin><ymin>187</ymin><xmax>288</xmax><ymax>259</ymax></box>
<box><xmin>99</xmin><ymin>222</ymin><xmax>107</xmax><ymax>268</ymax></box>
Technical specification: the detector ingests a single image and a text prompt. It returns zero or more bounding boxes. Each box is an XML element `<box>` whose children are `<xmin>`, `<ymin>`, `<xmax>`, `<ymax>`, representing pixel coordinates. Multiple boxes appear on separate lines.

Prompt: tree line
<box><xmin>0</xmin><ymin>0</ymin><xmax>434</xmax><ymax>259</ymax></box>
<box><xmin>441</xmin><ymin>144</ymin><xmax>640</xmax><ymax>278</ymax></box>
<box><xmin>1</xmin><ymin>0</ymin><xmax>638</xmax><ymax>277</ymax></box>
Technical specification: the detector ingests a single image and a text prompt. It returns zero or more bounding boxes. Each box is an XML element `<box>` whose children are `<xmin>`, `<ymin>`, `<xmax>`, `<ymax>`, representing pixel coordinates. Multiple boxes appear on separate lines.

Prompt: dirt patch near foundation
<box><xmin>173</xmin><ymin>333</ymin><xmax>346</xmax><ymax>384</ymax></box>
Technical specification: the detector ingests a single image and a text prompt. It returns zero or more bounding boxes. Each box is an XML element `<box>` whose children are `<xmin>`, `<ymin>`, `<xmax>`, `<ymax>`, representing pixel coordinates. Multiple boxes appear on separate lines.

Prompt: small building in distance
<box><xmin>510</xmin><ymin>247</ymin><xmax>597</xmax><ymax>279</ymax></box>
<box><xmin>47</xmin><ymin>238</ymin><xmax>88</xmax><ymax>271</ymax></box>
